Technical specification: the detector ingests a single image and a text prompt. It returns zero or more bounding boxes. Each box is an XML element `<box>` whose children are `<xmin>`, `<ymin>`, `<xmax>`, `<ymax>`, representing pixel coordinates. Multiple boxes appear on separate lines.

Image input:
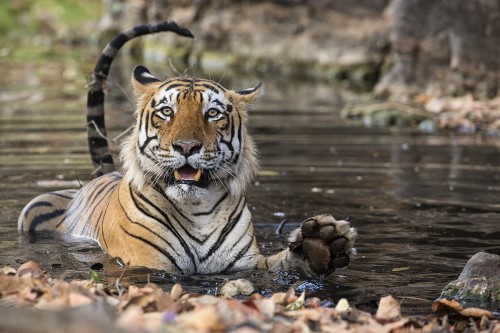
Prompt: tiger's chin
<box><xmin>164</xmin><ymin>182</ymin><xmax>210</xmax><ymax>204</ymax></box>
<box><xmin>163</xmin><ymin>166</ymin><xmax>213</xmax><ymax>203</ymax></box>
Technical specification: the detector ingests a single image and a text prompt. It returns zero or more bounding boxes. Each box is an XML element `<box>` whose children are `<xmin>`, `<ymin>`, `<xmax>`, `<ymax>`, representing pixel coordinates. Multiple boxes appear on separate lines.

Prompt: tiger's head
<box><xmin>121</xmin><ymin>66</ymin><xmax>261</xmax><ymax>203</ymax></box>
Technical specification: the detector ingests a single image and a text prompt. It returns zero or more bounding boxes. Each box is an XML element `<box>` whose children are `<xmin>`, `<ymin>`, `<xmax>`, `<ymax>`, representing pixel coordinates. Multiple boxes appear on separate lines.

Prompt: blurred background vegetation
<box><xmin>0</xmin><ymin>0</ymin><xmax>101</xmax><ymax>39</ymax></box>
<box><xmin>0</xmin><ymin>0</ymin><xmax>102</xmax><ymax>64</ymax></box>
<box><xmin>1</xmin><ymin>0</ymin><xmax>499</xmax><ymax>133</ymax></box>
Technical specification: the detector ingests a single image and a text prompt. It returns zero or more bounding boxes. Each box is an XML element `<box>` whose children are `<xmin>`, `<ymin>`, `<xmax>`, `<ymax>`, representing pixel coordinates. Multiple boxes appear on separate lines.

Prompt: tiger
<box><xmin>18</xmin><ymin>22</ymin><xmax>357</xmax><ymax>276</ymax></box>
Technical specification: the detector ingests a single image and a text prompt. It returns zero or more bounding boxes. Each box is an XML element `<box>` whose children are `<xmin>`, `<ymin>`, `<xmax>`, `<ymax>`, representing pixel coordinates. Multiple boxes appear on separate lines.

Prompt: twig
<box><xmin>108</xmin><ymin>80</ymin><xmax>133</xmax><ymax>106</ymax></box>
<box><xmin>113</xmin><ymin>125</ymin><xmax>134</xmax><ymax>141</ymax></box>
<box><xmin>74</xmin><ymin>170</ymin><xmax>83</xmax><ymax>188</ymax></box>
<box><xmin>115</xmin><ymin>262</ymin><xmax>130</xmax><ymax>297</ymax></box>
<box><xmin>91</xmin><ymin>165</ymin><xmax>103</xmax><ymax>177</ymax></box>
<box><xmin>399</xmin><ymin>296</ymin><xmax>433</xmax><ymax>303</ymax></box>
<box><xmin>87</xmin><ymin>120</ymin><xmax>110</xmax><ymax>141</ymax></box>
<box><xmin>168</xmin><ymin>57</ymin><xmax>194</xmax><ymax>77</ymax></box>
<box><xmin>168</xmin><ymin>58</ymin><xmax>183</xmax><ymax>76</ymax></box>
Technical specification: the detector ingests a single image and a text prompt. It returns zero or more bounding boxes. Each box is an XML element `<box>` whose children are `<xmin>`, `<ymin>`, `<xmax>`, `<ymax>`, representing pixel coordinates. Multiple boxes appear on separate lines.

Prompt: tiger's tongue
<box><xmin>174</xmin><ymin>165</ymin><xmax>201</xmax><ymax>182</ymax></box>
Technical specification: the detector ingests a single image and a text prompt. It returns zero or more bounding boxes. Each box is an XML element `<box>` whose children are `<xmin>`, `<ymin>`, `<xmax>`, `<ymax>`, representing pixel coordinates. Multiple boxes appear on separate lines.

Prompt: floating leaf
<box><xmin>391</xmin><ymin>266</ymin><xmax>411</xmax><ymax>272</ymax></box>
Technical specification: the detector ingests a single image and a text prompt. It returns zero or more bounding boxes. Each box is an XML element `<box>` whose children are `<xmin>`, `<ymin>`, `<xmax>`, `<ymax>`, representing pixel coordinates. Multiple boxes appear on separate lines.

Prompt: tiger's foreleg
<box><xmin>258</xmin><ymin>215</ymin><xmax>357</xmax><ymax>276</ymax></box>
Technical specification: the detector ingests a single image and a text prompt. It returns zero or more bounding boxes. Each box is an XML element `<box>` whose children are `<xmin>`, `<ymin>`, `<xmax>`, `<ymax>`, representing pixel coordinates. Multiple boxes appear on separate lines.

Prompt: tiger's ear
<box><xmin>131</xmin><ymin>65</ymin><xmax>162</xmax><ymax>96</ymax></box>
<box><xmin>233</xmin><ymin>82</ymin><xmax>264</xmax><ymax>106</ymax></box>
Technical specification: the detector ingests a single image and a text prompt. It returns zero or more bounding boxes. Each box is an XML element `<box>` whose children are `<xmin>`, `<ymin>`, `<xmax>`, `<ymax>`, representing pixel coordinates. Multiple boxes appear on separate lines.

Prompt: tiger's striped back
<box><xmin>18</xmin><ymin>173</ymin><xmax>121</xmax><ymax>236</ymax></box>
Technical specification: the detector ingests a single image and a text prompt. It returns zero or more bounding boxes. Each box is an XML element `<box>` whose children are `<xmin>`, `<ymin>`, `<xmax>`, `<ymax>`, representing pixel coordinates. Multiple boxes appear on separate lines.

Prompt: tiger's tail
<box><xmin>86</xmin><ymin>21</ymin><xmax>194</xmax><ymax>177</ymax></box>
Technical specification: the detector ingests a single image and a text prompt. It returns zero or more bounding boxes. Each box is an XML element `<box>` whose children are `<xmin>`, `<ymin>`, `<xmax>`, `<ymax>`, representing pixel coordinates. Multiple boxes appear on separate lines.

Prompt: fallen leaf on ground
<box><xmin>17</xmin><ymin>261</ymin><xmax>44</xmax><ymax>278</ymax></box>
<box><xmin>433</xmin><ymin>298</ymin><xmax>493</xmax><ymax>319</ymax></box>
<box><xmin>0</xmin><ymin>261</ymin><xmax>499</xmax><ymax>333</ymax></box>
<box><xmin>375</xmin><ymin>295</ymin><xmax>401</xmax><ymax>321</ymax></box>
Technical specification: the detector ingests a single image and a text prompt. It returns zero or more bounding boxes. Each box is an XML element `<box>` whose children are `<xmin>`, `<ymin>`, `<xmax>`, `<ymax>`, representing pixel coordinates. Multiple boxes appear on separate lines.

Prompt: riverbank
<box><xmin>0</xmin><ymin>261</ymin><xmax>497</xmax><ymax>333</ymax></box>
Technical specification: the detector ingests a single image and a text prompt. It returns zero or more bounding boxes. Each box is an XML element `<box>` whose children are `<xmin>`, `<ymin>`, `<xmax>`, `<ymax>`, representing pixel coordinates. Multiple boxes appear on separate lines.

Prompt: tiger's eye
<box><xmin>160</xmin><ymin>107</ymin><xmax>174</xmax><ymax>118</ymax></box>
<box><xmin>207</xmin><ymin>108</ymin><xmax>220</xmax><ymax>118</ymax></box>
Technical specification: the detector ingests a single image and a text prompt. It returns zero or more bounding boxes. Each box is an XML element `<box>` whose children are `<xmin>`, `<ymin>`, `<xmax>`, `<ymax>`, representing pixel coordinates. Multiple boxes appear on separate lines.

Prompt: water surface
<box><xmin>1</xmin><ymin>55</ymin><xmax>499</xmax><ymax>316</ymax></box>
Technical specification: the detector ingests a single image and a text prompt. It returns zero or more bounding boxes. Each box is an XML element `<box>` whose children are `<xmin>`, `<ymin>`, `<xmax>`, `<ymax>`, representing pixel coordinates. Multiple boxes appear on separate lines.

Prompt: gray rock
<box><xmin>438</xmin><ymin>252</ymin><xmax>500</xmax><ymax>311</ymax></box>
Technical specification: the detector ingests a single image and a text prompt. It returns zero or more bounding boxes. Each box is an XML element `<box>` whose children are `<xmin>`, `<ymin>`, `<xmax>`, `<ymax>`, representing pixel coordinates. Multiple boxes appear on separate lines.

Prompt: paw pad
<box><xmin>291</xmin><ymin>215</ymin><xmax>356</xmax><ymax>275</ymax></box>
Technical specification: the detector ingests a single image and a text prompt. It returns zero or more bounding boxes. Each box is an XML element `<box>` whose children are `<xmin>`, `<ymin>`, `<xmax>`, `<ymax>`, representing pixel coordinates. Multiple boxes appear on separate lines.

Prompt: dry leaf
<box><xmin>1</xmin><ymin>266</ymin><xmax>17</xmax><ymax>275</ymax></box>
<box><xmin>459</xmin><ymin>307</ymin><xmax>493</xmax><ymax>319</ymax></box>
<box><xmin>270</xmin><ymin>292</ymin><xmax>287</xmax><ymax>304</ymax></box>
<box><xmin>124</xmin><ymin>294</ymin><xmax>157</xmax><ymax>311</ymax></box>
<box><xmin>68</xmin><ymin>292</ymin><xmax>93</xmax><ymax>307</ymax></box>
<box><xmin>285</xmin><ymin>308</ymin><xmax>322</xmax><ymax>321</ymax></box>
<box><xmin>285</xmin><ymin>291</ymin><xmax>305</xmax><ymax>311</ymax></box>
<box><xmin>17</xmin><ymin>261</ymin><xmax>44</xmax><ymax>278</ymax></box>
<box><xmin>431</xmin><ymin>298</ymin><xmax>463</xmax><ymax>312</ymax></box>
<box><xmin>170</xmin><ymin>283</ymin><xmax>183</xmax><ymax>300</ymax></box>
<box><xmin>434</xmin><ymin>299</ymin><xmax>493</xmax><ymax>318</ymax></box>
<box><xmin>117</xmin><ymin>306</ymin><xmax>145</xmax><ymax>331</ymax></box>
<box><xmin>253</xmin><ymin>298</ymin><xmax>276</xmax><ymax>318</ymax></box>
<box><xmin>0</xmin><ymin>275</ymin><xmax>34</xmax><ymax>297</ymax></box>
<box><xmin>142</xmin><ymin>312</ymin><xmax>165</xmax><ymax>332</ymax></box>
<box><xmin>335</xmin><ymin>298</ymin><xmax>350</xmax><ymax>312</ymax></box>
<box><xmin>376</xmin><ymin>295</ymin><xmax>401</xmax><ymax>321</ymax></box>
<box><xmin>2</xmin><ymin>260</ymin><xmax>498</xmax><ymax>333</ymax></box>
<box><xmin>155</xmin><ymin>292</ymin><xmax>176</xmax><ymax>312</ymax></box>
<box><xmin>176</xmin><ymin>305</ymin><xmax>226</xmax><ymax>331</ymax></box>
<box><xmin>284</xmin><ymin>288</ymin><xmax>297</xmax><ymax>303</ymax></box>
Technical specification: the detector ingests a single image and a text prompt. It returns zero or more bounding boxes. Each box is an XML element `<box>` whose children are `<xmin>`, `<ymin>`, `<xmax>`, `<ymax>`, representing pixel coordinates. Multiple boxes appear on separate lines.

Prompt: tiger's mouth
<box><xmin>170</xmin><ymin>165</ymin><xmax>209</xmax><ymax>188</ymax></box>
<box><xmin>174</xmin><ymin>165</ymin><xmax>202</xmax><ymax>182</ymax></box>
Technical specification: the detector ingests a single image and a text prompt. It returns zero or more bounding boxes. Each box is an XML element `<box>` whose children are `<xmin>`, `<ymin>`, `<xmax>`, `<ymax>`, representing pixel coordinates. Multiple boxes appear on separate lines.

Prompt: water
<box><xmin>1</xmin><ymin>54</ymin><xmax>499</xmax><ymax>316</ymax></box>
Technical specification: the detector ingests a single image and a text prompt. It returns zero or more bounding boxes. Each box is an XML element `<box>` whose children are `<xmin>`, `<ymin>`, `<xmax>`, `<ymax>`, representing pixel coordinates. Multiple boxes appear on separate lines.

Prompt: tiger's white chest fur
<box><xmin>128</xmin><ymin>182</ymin><xmax>259</xmax><ymax>275</ymax></box>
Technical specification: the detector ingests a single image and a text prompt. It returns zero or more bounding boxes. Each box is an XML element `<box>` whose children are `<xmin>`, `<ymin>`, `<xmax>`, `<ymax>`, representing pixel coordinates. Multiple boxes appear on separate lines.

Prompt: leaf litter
<box><xmin>0</xmin><ymin>261</ymin><xmax>498</xmax><ymax>333</ymax></box>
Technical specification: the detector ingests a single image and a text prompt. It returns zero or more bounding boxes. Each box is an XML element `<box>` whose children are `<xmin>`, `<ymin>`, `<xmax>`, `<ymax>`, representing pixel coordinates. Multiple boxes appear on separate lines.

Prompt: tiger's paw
<box><xmin>288</xmin><ymin>214</ymin><xmax>357</xmax><ymax>276</ymax></box>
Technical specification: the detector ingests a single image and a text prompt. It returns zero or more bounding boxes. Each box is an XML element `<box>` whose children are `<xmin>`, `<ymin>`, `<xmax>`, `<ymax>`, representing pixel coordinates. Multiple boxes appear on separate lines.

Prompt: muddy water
<box><xmin>1</xmin><ymin>57</ymin><xmax>499</xmax><ymax>316</ymax></box>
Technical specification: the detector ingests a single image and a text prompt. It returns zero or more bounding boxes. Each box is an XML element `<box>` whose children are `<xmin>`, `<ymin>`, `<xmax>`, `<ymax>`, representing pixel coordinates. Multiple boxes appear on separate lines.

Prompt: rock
<box><xmin>376</xmin><ymin>0</ymin><xmax>500</xmax><ymax>99</ymax></box>
<box><xmin>437</xmin><ymin>252</ymin><xmax>500</xmax><ymax>311</ymax></box>
<box><xmin>220</xmin><ymin>279</ymin><xmax>255</xmax><ymax>298</ymax></box>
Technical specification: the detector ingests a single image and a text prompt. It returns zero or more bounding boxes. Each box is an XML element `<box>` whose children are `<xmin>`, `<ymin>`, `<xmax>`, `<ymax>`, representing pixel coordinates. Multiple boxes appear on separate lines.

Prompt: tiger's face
<box><xmin>122</xmin><ymin>66</ymin><xmax>261</xmax><ymax>203</ymax></box>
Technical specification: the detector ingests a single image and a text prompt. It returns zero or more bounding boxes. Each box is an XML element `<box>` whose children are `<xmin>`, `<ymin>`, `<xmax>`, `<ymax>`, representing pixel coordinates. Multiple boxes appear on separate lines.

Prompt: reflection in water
<box><xmin>0</xmin><ymin>58</ymin><xmax>499</xmax><ymax>316</ymax></box>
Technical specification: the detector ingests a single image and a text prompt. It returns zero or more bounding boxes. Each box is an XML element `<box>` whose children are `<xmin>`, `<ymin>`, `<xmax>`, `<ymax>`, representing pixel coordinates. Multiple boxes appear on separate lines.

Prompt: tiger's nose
<box><xmin>172</xmin><ymin>140</ymin><xmax>202</xmax><ymax>157</ymax></box>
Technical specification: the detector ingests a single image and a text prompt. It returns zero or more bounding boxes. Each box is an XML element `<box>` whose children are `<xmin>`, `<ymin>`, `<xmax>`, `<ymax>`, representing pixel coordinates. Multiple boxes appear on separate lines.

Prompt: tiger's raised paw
<box><xmin>288</xmin><ymin>214</ymin><xmax>357</xmax><ymax>276</ymax></box>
